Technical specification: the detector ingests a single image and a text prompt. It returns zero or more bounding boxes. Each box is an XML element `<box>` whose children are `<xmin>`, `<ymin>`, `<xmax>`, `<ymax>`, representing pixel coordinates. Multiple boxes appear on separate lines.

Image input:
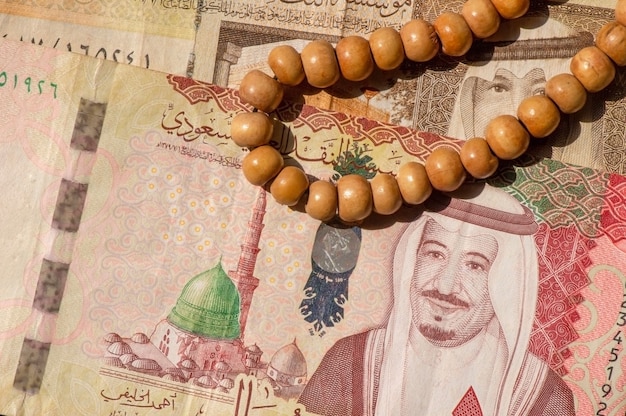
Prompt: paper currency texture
<box><xmin>0</xmin><ymin>24</ymin><xmax>625</xmax><ymax>416</ymax></box>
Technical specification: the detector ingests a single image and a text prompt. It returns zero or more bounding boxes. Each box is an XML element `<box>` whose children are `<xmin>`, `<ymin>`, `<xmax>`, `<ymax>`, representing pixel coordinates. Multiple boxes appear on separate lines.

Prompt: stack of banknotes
<box><xmin>0</xmin><ymin>1</ymin><xmax>625</xmax><ymax>415</ymax></box>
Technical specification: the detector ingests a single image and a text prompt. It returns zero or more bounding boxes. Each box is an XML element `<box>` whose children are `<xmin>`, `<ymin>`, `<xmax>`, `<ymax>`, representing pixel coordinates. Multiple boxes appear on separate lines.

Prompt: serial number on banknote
<box><xmin>0</xmin><ymin>71</ymin><xmax>57</xmax><ymax>98</ymax></box>
<box><xmin>596</xmin><ymin>281</ymin><xmax>626</xmax><ymax>416</ymax></box>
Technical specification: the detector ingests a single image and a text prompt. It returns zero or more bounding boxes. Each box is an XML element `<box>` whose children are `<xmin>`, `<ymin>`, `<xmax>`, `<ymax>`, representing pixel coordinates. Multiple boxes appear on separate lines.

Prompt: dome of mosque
<box><xmin>103</xmin><ymin>356</ymin><xmax>124</xmax><ymax>368</ymax></box>
<box><xmin>167</xmin><ymin>260</ymin><xmax>241</xmax><ymax>339</ymax></box>
<box><xmin>107</xmin><ymin>341</ymin><xmax>132</xmax><ymax>356</ymax></box>
<box><xmin>195</xmin><ymin>375</ymin><xmax>217</xmax><ymax>388</ymax></box>
<box><xmin>269</xmin><ymin>340</ymin><xmax>307</xmax><ymax>377</ymax></box>
<box><xmin>120</xmin><ymin>353</ymin><xmax>138</xmax><ymax>365</ymax></box>
<box><xmin>104</xmin><ymin>333</ymin><xmax>122</xmax><ymax>344</ymax></box>
<box><xmin>131</xmin><ymin>332</ymin><xmax>150</xmax><ymax>344</ymax></box>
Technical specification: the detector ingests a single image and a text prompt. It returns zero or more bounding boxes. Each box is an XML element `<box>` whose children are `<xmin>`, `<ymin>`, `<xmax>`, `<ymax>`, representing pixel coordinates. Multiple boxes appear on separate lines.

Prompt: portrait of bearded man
<box><xmin>298</xmin><ymin>184</ymin><xmax>575</xmax><ymax>416</ymax></box>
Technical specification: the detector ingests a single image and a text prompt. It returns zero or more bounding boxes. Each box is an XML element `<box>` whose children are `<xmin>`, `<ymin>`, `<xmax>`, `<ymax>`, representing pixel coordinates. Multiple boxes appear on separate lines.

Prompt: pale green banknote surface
<box><xmin>0</xmin><ymin>36</ymin><xmax>625</xmax><ymax>415</ymax></box>
<box><xmin>1</xmin><ymin>1</ymin><xmax>625</xmax><ymax>174</ymax></box>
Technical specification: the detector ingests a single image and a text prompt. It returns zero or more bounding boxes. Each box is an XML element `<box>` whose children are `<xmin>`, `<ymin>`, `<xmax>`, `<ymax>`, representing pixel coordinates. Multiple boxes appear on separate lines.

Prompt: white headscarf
<box><xmin>374</xmin><ymin>184</ymin><xmax>543</xmax><ymax>415</ymax></box>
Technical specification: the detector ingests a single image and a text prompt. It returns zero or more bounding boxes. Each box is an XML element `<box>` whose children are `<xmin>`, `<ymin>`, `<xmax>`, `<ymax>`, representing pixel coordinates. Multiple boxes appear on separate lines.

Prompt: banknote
<box><xmin>1</xmin><ymin>36</ymin><xmax>626</xmax><ymax>416</ymax></box>
<box><xmin>1</xmin><ymin>0</ymin><xmax>624</xmax><ymax>172</ymax></box>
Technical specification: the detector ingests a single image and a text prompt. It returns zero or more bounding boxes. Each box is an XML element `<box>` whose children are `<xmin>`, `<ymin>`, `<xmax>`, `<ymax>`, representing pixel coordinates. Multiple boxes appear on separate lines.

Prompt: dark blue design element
<box><xmin>299</xmin><ymin>223</ymin><xmax>361</xmax><ymax>335</ymax></box>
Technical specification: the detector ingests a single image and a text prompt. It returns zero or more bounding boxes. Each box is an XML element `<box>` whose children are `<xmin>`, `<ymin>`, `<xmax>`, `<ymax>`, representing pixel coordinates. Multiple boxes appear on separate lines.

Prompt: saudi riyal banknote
<box><xmin>0</xmin><ymin>36</ymin><xmax>625</xmax><ymax>415</ymax></box>
<box><xmin>1</xmin><ymin>1</ymin><xmax>625</xmax><ymax>173</ymax></box>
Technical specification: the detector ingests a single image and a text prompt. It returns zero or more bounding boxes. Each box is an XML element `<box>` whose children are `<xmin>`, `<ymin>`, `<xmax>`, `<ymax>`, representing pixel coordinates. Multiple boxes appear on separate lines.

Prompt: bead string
<box><xmin>231</xmin><ymin>0</ymin><xmax>626</xmax><ymax>224</ymax></box>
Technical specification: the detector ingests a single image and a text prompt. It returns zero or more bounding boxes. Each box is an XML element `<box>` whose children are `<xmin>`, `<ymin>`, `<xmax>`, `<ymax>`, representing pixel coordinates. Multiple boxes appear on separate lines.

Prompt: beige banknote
<box><xmin>1</xmin><ymin>36</ymin><xmax>626</xmax><ymax>415</ymax></box>
<box><xmin>1</xmin><ymin>1</ymin><xmax>624</xmax><ymax>172</ymax></box>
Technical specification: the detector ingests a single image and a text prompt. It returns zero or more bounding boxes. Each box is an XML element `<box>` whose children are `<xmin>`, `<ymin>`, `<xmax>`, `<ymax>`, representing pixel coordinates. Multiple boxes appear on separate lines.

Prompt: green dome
<box><xmin>167</xmin><ymin>261</ymin><xmax>240</xmax><ymax>339</ymax></box>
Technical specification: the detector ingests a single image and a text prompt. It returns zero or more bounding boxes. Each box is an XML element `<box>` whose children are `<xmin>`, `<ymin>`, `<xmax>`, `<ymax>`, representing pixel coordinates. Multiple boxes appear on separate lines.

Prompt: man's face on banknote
<box><xmin>469</xmin><ymin>67</ymin><xmax>547</xmax><ymax>136</ymax></box>
<box><xmin>409</xmin><ymin>219</ymin><xmax>499</xmax><ymax>347</ymax></box>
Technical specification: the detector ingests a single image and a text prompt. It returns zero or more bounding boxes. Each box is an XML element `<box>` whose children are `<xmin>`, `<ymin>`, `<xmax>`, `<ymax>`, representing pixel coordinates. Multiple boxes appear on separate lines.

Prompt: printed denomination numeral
<box><xmin>614</xmin><ymin>330</ymin><xmax>623</xmax><ymax>344</ymax></box>
<box><xmin>294</xmin><ymin>409</ymin><xmax>302</xmax><ymax>416</ymax></box>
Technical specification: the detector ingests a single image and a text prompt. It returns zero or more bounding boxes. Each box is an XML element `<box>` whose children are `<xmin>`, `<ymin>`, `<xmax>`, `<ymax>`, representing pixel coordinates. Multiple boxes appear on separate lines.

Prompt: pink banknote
<box><xmin>0</xmin><ymin>37</ymin><xmax>624</xmax><ymax>416</ymax></box>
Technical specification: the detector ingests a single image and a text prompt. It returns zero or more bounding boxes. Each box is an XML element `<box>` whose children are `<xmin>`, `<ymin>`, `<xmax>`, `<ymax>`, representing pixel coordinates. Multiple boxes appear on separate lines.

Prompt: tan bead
<box><xmin>570</xmin><ymin>46</ymin><xmax>616</xmax><ymax>93</ymax></box>
<box><xmin>270</xmin><ymin>166</ymin><xmax>309</xmax><ymax>206</ymax></box>
<box><xmin>369</xmin><ymin>27</ymin><xmax>405</xmax><ymax>71</ymax></box>
<box><xmin>400</xmin><ymin>19</ymin><xmax>440</xmax><ymax>62</ymax></box>
<box><xmin>617</xmin><ymin>0</ymin><xmax>626</xmax><ymax>27</ymax></box>
<box><xmin>300</xmin><ymin>40</ymin><xmax>341</xmax><ymax>89</ymax></box>
<box><xmin>336</xmin><ymin>36</ymin><xmax>375</xmax><ymax>82</ymax></box>
<box><xmin>396</xmin><ymin>162</ymin><xmax>432</xmax><ymax>205</ymax></box>
<box><xmin>305</xmin><ymin>180</ymin><xmax>337</xmax><ymax>222</ymax></box>
<box><xmin>370</xmin><ymin>174</ymin><xmax>403</xmax><ymax>215</ymax></box>
<box><xmin>490</xmin><ymin>0</ymin><xmax>529</xmax><ymax>20</ymax></box>
<box><xmin>460</xmin><ymin>138</ymin><xmax>499</xmax><ymax>179</ymax></box>
<box><xmin>337</xmin><ymin>174</ymin><xmax>373</xmax><ymax>223</ymax></box>
<box><xmin>462</xmin><ymin>0</ymin><xmax>501</xmax><ymax>39</ymax></box>
<box><xmin>238</xmin><ymin>69</ymin><xmax>284</xmax><ymax>113</ymax></box>
<box><xmin>517</xmin><ymin>96</ymin><xmax>561</xmax><ymax>138</ymax></box>
<box><xmin>268</xmin><ymin>45</ymin><xmax>305</xmax><ymax>86</ymax></box>
<box><xmin>241</xmin><ymin>145</ymin><xmax>284</xmax><ymax>186</ymax></box>
<box><xmin>230</xmin><ymin>112</ymin><xmax>274</xmax><ymax>148</ymax></box>
<box><xmin>545</xmin><ymin>73</ymin><xmax>587</xmax><ymax>114</ymax></box>
<box><xmin>484</xmin><ymin>115</ymin><xmax>530</xmax><ymax>160</ymax></box>
<box><xmin>433</xmin><ymin>12</ymin><xmax>473</xmax><ymax>57</ymax></box>
<box><xmin>425</xmin><ymin>147</ymin><xmax>467</xmax><ymax>192</ymax></box>
<box><xmin>596</xmin><ymin>21</ymin><xmax>626</xmax><ymax>66</ymax></box>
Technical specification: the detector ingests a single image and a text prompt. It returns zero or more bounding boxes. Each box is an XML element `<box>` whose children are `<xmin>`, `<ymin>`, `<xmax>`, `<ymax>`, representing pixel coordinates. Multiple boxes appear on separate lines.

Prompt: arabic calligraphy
<box><xmin>101</xmin><ymin>387</ymin><xmax>177</xmax><ymax>410</ymax></box>
<box><xmin>161</xmin><ymin>105</ymin><xmax>229</xmax><ymax>143</ymax></box>
<box><xmin>279</xmin><ymin>0</ymin><xmax>412</xmax><ymax>18</ymax></box>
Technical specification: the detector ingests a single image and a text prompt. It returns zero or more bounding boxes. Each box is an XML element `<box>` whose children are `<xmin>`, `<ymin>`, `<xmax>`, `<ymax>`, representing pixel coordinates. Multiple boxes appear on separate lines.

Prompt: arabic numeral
<box><xmin>38</xmin><ymin>80</ymin><xmax>45</xmax><ymax>94</ymax></box>
<box><xmin>614</xmin><ymin>330</ymin><xmax>623</xmax><ymax>344</ymax></box>
<box><xmin>50</xmin><ymin>82</ymin><xmax>57</xmax><ymax>98</ymax></box>
<box><xmin>597</xmin><ymin>402</ymin><xmax>607</xmax><ymax>416</ymax></box>
<box><xmin>294</xmin><ymin>409</ymin><xmax>301</xmax><ymax>416</ymax></box>
<box><xmin>24</xmin><ymin>77</ymin><xmax>31</xmax><ymax>93</ymax></box>
<box><xmin>609</xmin><ymin>347</ymin><xmax>619</xmax><ymax>362</ymax></box>
<box><xmin>602</xmin><ymin>383</ymin><xmax>612</xmax><ymax>398</ymax></box>
<box><xmin>608</xmin><ymin>366</ymin><xmax>614</xmax><ymax>381</ymax></box>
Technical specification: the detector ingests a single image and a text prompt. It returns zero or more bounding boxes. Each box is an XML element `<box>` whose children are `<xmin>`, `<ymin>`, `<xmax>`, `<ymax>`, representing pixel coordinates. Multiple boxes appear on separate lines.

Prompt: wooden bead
<box><xmin>270</xmin><ymin>166</ymin><xmax>309</xmax><ymax>206</ymax></box>
<box><xmin>305</xmin><ymin>180</ymin><xmax>337</xmax><ymax>222</ymax></box>
<box><xmin>231</xmin><ymin>112</ymin><xmax>274</xmax><ymax>148</ymax></box>
<box><xmin>425</xmin><ymin>147</ymin><xmax>467</xmax><ymax>192</ymax></box>
<box><xmin>336</xmin><ymin>36</ymin><xmax>375</xmax><ymax>82</ymax></box>
<box><xmin>400</xmin><ymin>19</ymin><xmax>440</xmax><ymax>62</ymax></box>
<box><xmin>460</xmin><ymin>138</ymin><xmax>499</xmax><ymax>179</ymax></box>
<box><xmin>484</xmin><ymin>115</ymin><xmax>530</xmax><ymax>160</ymax></box>
<box><xmin>433</xmin><ymin>12</ymin><xmax>473</xmax><ymax>57</ymax></box>
<box><xmin>370</xmin><ymin>174</ymin><xmax>403</xmax><ymax>215</ymax></box>
<box><xmin>396</xmin><ymin>162</ymin><xmax>432</xmax><ymax>205</ymax></box>
<box><xmin>462</xmin><ymin>0</ymin><xmax>501</xmax><ymax>39</ymax></box>
<box><xmin>617</xmin><ymin>0</ymin><xmax>626</xmax><ymax>27</ymax></box>
<box><xmin>242</xmin><ymin>145</ymin><xmax>284</xmax><ymax>186</ymax></box>
<box><xmin>517</xmin><ymin>95</ymin><xmax>561</xmax><ymax>138</ymax></box>
<box><xmin>490</xmin><ymin>0</ymin><xmax>529</xmax><ymax>20</ymax></box>
<box><xmin>268</xmin><ymin>45</ymin><xmax>306</xmax><ymax>86</ymax></box>
<box><xmin>369</xmin><ymin>27</ymin><xmax>405</xmax><ymax>71</ymax></box>
<box><xmin>301</xmin><ymin>40</ymin><xmax>341</xmax><ymax>89</ymax></box>
<box><xmin>596</xmin><ymin>21</ymin><xmax>626</xmax><ymax>66</ymax></box>
<box><xmin>337</xmin><ymin>174</ymin><xmax>373</xmax><ymax>223</ymax></box>
<box><xmin>239</xmin><ymin>69</ymin><xmax>284</xmax><ymax>113</ymax></box>
<box><xmin>570</xmin><ymin>46</ymin><xmax>616</xmax><ymax>93</ymax></box>
<box><xmin>545</xmin><ymin>73</ymin><xmax>587</xmax><ymax>114</ymax></box>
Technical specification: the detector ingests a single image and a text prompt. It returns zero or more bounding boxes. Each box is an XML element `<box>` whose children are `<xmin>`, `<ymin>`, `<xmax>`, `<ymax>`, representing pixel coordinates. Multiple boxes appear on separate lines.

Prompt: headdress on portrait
<box><xmin>447</xmin><ymin>16</ymin><xmax>594</xmax><ymax>139</ymax></box>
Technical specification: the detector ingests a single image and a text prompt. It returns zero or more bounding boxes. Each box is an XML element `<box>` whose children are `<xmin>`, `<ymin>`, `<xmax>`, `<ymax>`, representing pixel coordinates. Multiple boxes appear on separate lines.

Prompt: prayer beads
<box><xmin>232</xmin><ymin>0</ymin><xmax>624</xmax><ymax>224</ymax></box>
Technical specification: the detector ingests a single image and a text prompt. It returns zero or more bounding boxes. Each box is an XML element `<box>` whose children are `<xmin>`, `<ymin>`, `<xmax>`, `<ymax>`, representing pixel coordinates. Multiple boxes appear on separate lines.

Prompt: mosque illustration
<box><xmin>102</xmin><ymin>190</ymin><xmax>307</xmax><ymax>399</ymax></box>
